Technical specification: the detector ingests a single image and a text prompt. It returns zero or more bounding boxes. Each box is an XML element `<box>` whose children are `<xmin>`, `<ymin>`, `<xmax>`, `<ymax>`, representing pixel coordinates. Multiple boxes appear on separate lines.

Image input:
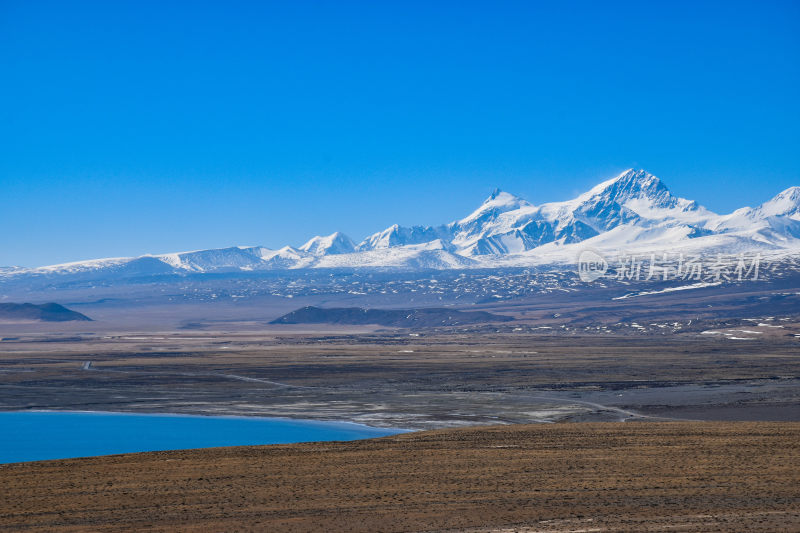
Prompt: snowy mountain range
<box><xmin>4</xmin><ymin>169</ymin><xmax>800</xmax><ymax>278</ymax></box>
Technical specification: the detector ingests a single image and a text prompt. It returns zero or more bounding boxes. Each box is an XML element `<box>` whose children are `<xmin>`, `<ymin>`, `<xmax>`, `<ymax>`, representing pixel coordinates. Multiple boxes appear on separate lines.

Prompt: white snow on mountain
<box><xmin>3</xmin><ymin>169</ymin><xmax>799</xmax><ymax>277</ymax></box>
<box><xmin>160</xmin><ymin>246</ymin><xmax>272</xmax><ymax>272</ymax></box>
<box><xmin>356</xmin><ymin>169</ymin><xmax>722</xmax><ymax>258</ymax></box>
<box><xmin>754</xmin><ymin>186</ymin><xmax>800</xmax><ymax>219</ymax></box>
<box><xmin>356</xmin><ymin>224</ymin><xmax>454</xmax><ymax>251</ymax></box>
<box><xmin>300</xmin><ymin>232</ymin><xmax>356</xmax><ymax>256</ymax></box>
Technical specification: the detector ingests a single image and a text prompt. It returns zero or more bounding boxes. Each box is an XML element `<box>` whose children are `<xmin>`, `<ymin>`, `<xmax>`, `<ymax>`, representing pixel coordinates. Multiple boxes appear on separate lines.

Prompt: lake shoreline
<box><xmin>0</xmin><ymin>410</ymin><xmax>409</xmax><ymax>464</ymax></box>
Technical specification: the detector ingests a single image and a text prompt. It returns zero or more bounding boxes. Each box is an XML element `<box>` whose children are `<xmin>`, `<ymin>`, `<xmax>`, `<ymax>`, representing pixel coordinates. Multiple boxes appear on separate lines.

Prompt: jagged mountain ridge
<box><xmin>4</xmin><ymin>169</ymin><xmax>800</xmax><ymax>277</ymax></box>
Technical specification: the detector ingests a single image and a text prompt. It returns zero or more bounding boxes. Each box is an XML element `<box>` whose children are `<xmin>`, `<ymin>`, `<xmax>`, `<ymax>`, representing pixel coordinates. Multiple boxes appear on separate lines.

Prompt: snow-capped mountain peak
<box><xmin>356</xmin><ymin>224</ymin><xmax>451</xmax><ymax>251</ymax></box>
<box><xmin>758</xmin><ymin>186</ymin><xmax>800</xmax><ymax>219</ymax></box>
<box><xmin>451</xmin><ymin>190</ymin><xmax>534</xmax><ymax>252</ymax></box>
<box><xmin>581</xmin><ymin>169</ymin><xmax>689</xmax><ymax>211</ymax></box>
<box><xmin>459</xmin><ymin>189</ymin><xmax>531</xmax><ymax>225</ymax></box>
<box><xmin>300</xmin><ymin>232</ymin><xmax>356</xmax><ymax>256</ymax></box>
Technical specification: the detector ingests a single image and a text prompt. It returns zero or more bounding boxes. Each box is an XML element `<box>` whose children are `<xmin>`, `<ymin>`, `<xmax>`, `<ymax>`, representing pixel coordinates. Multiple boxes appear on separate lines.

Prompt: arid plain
<box><xmin>1</xmin><ymin>327</ymin><xmax>799</xmax><ymax>428</ymax></box>
<box><xmin>1</xmin><ymin>422</ymin><xmax>798</xmax><ymax>532</ymax></box>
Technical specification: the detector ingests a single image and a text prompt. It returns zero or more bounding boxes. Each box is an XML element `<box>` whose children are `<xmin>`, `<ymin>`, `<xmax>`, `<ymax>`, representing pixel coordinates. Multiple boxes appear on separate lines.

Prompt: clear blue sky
<box><xmin>1</xmin><ymin>1</ymin><xmax>798</xmax><ymax>267</ymax></box>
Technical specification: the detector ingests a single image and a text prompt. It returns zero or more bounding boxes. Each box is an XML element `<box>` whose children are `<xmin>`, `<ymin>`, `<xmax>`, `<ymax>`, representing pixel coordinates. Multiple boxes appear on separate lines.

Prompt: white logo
<box><xmin>577</xmin><ymin>249</ymin><xmax>607</xmax><ymax>282</ymax></box>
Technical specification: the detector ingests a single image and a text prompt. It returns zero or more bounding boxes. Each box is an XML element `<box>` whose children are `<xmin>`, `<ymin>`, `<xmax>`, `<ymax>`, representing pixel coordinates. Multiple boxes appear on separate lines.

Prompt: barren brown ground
<box><xmin>1</xmin><ymin>421</ymin><xmax>798</xmax><ymax>532</ymax></box>
<box><xmin>1</xmin><ymin>331</ymin><xmax>799</xmax><ymax>427</ymax></box>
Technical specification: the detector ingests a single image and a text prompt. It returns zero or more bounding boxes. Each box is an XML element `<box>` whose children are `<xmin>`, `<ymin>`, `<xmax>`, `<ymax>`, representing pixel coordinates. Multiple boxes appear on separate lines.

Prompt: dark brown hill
<box><xmin>0</xmin><ymin>303</ymin><xmax>91</xmax><ymax>322</ymax></box>
<box><xmin>270</xmin><ymin>305</ymin><xmax>513</xmax><ymax>327</ymax></box>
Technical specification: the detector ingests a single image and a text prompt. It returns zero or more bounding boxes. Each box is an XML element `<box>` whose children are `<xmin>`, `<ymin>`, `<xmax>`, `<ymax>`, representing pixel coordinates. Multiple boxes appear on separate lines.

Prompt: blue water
<box><xmin>0</xmin><ymin>411</ymin><xmax>406</xmax><ymax>464</ymax></box>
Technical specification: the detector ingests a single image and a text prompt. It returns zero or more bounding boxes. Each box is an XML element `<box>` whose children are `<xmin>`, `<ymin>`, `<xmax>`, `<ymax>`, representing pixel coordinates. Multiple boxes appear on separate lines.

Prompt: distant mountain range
<box><xmin>3</xmin><ymin>169</ymin><xmax>799</xmax><ymax>280</ymax></box>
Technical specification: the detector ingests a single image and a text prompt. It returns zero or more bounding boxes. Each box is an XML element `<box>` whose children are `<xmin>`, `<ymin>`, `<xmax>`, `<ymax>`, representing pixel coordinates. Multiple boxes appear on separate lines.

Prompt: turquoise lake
<box><xmin>0</xmin><ymin>411</ymin><xmax>406</xmax><ymax>464</ymax></box>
